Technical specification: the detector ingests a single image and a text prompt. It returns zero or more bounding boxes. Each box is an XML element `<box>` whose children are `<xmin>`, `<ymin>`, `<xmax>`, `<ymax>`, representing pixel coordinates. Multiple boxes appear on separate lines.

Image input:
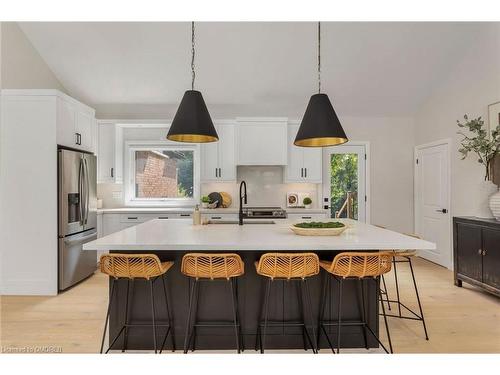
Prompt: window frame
<box><xmin>124</xmin><ymin>141</ymin><xmax>200</xmax><ymax>207</ymax></box>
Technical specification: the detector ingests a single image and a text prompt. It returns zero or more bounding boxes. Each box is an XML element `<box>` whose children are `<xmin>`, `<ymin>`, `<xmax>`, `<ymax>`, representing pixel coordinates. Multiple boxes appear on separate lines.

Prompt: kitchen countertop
<box><xmin>97</xmin><ymin>207</ymin><xmax>328</xmax><ymax>214</ymax></box>
<box><xmin>84</xmin><ymin>218</ymin><xmax>435</xmax><ymax>252</ymax></box>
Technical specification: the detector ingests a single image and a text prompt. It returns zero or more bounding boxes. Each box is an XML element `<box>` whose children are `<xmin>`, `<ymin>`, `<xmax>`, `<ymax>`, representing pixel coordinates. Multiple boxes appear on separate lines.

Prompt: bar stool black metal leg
<box><xmin>260</xmin><ymin>278</ymin><xmax>272</xmax><ymax>354</ymax></box>
<box><xmin>381</xmin><ymin>274</ymin><xmax>391</xmax><ymax>311</ymax></box>
<box><xmin>122</xmin><ymin>279</ymin><xmax>131</xmax><ymax>352</ymax></box>
<box><xmin>149</xmin><ymin>279</ymin><xmax>158</xmax><ymax>354</ymax></box>
<box><xmin>183</xmin><ymin>279</ymin><xmax>196</xmax><ymax>353</ymax></box>
<box><xmin>296</xmin><ymin>280</ymin><xmax>308</xmax><ymax>351</ymax></box>
<box><xmin>190</xmin><ymin>280</ymin><xmax>201</xmax><ymax>352</ymax></box>
<box><xmin>336</xmin><ymin>277</ymin><xmax>343</xmax><ymax>354</ymax></box>
<box><xmin>303</xmin><ymin>279</ymin><xmax>318</xmax><ymax>353</ymax></box>
<box><xmin>229</xmin><ymin>278</ymin><xmax>241</xmax><ymax>353</ymax></box>
<box><xmin>393</xmin><ymin>257</ymin><xmax>402</xmax><ymax>317</ymax></box>
<box><xmin>358</xmin><ymin>279</ymin><xmax>369</xmax><ymax>350</ymax></box>
<box><xmin>408</xmin><ymin>258</ymin><xmax>429</xmax><ymax>340</ymax></box>
<box><xmin>316</xmin><ymin>271</ymin><xmax>328</xmax><ymax>350</ymax></box>
<box><xmin>160</xmin><ymin>274</ymin><xmax>175</xmax><ymax>353</ymax></box>
<box><xmin>100</xmin><ymin>278</ymin><xmax>116</xmax><ymax>354</ymax></box>
<box><xmin>234</xmin><ymin>279</ymin><xmax>244</xmax><ymax>352</ymax></box>
<box><xmin>378</xmin><ymin>278</ymin><xmax>393</xmax><ymax>353</ymax></box>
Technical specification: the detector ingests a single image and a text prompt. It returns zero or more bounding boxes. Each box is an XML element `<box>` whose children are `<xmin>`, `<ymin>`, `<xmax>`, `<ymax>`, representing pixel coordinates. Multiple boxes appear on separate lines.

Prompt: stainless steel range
<box><xmin>242</xmin><ymin>206</ymin><xmax>287</xmax><ymax>219</ymax></box>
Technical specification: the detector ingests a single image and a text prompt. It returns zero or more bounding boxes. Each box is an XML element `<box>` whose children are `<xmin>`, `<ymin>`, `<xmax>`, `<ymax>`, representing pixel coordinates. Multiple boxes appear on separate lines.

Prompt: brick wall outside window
<box><xmin>135</xmin><ymin>151</ymin><xmax>178</xmax><ymax>198</ymax></box>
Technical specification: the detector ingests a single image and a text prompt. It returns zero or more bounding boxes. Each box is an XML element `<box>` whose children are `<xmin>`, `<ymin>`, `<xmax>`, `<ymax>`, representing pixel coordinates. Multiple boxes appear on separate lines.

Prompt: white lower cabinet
<box><xmin>101</xmin><ymin>212</ymin><xmax>193</xmax><ymax>236</ymax></box>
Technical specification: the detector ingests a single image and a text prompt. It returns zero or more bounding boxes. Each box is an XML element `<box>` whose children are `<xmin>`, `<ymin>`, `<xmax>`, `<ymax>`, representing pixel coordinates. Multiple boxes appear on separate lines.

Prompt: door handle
<box><xmin>436</xmin><ymin>208</ymin><xmax>448</xmax><ymax>213</ymax></box>
<box><xmin>111</xmin><ymin>167</ymin><xmax>114</xmax><ymax>178</ymax></box>
<box><xmin>304</xmin><ymin>168</ymin><xmax>307</xmax><ymax>178</ymax></box>
<box><xmin>301</xmin><ymin>168</ymin><xmax>303</xmax><ymax>177</ymax></box>
<box><xmin>78</xmin><ymin>159</ymin><xmax>84</xmax><ymax>226</ymax></box>
<box><xmin>84</xmin><ymin>158</ymin><xmax>90</xmax><ymax>224</ymax></box>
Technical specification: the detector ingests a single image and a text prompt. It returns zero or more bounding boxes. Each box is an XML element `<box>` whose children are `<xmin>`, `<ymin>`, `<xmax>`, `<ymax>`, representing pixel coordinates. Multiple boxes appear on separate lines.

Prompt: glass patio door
<box><xmin>322</xmin><ymin>144</ymin><xmax>367</xmax><ymax>222</ymax></box>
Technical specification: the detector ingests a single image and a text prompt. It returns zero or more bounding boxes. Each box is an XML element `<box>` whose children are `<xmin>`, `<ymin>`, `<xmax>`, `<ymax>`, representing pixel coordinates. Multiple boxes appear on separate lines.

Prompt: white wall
<box><xmin>341</xmin><ymin>116</ymin><xmax>416</xmax><ymax>233</ymax></box>
<box><xmin>0</xmin><ymin>22</ymin><xmax>66</xmax><ymax>91</ymax></box>
<box><xmin>414</xmin><ymin>24</ymin><xmax>500</xmax><ymax>217</ymax></box>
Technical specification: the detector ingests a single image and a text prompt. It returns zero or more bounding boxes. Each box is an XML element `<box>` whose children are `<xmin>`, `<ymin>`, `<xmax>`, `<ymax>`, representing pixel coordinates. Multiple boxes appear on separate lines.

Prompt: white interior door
<box><xmin>415</xmin><ymin>140</ymin><xmax>451</xmax><ymax>268</ymax></box>
<box><xmin>323</xmin><ymin>144</ymin><xmax>367</xmax><ymax>222</ymax></box>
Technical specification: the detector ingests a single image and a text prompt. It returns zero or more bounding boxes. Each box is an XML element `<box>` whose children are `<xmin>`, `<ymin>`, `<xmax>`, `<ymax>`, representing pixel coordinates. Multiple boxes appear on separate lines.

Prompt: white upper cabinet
<box><xmin>201</xmin><ymin>122</ymin><xmax>236</xmax><ymax>182</ymax></box>
<box><xmin>236</xmin><ymin>118</ymin><xmax>287</xmax><ymax>165</ymax></box>
<box><xmin>286</xmin><ymin>123</ymin><xmax>322</xmax><ymax>183</ymax></box>
<box><xmin>97</xmin><ymin>121</ymin><xmax>123</xmax><ymax>184</ymax></box>
<box><xmin>56</xmin><ymin>94</ymin><xmax>96</xmax><ymax>153</ymax></box>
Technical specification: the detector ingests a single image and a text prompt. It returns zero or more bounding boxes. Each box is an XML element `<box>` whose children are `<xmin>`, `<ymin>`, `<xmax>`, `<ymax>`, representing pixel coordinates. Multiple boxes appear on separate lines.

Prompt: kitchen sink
<box><xmin>207</xmin><ymin>220</ymin><xmax>276</xmax><ymax>225</ymax></box>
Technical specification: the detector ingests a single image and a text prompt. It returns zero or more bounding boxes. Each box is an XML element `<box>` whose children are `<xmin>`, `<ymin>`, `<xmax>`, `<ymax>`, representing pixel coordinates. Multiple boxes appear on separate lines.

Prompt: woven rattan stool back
<box><xmin>256</xmin><ymin>252</ymin><xmax>320</xmax><ymax>280</ymax></box>
<box><xmin>100</xmin><ymin>253</ymin><xmax>168</xmax><ymax>280</ymax></box>
<box><xmin>181</xmin><ymin>253</ymin><xmax>244</xmax><ymax>280</ymax></box>
<box><xmin>323</xmin><ymin>252</ymin><xmax>393</xmax><ymax>278</ymax></box>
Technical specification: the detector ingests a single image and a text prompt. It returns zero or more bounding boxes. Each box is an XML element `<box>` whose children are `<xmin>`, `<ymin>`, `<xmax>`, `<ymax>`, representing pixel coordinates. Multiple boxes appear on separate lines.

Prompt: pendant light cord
<box><xmin>318</xmin><ymin>21</ymin><xmax>321</xmax><ymax>94</ymax></box>
<box><xmin>191</xmin><ymin>21</ymin><xmax>196</xmax><ymax>91</ymax></box>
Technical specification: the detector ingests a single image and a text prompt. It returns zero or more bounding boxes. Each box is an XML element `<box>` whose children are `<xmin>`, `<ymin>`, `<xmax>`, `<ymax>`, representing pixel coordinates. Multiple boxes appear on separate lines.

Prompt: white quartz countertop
<box><xmin>97</xmin><ymin>207</ymin><xmax>327</xmax><ymax>215</ymax></box>
<box><xmin>84</xmin><ymin>219</ymin><xmax>436</xmax><ymax>252</ymax></box>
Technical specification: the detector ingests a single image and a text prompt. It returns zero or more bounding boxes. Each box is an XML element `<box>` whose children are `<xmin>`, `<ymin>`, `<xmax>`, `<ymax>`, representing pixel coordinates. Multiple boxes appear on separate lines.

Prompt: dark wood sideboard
<box><xmin>453</xmin><ymin>217</ymin><xmax>500</xmax><ymax>297</ymax></box>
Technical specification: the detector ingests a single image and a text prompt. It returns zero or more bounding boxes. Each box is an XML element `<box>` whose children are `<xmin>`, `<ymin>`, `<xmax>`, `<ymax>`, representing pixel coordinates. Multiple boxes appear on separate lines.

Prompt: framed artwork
<box><xmin>488</xmin><ymin>101</ymin><xmax>500</xmax><ymax>138</ymax></box>
<box><xmin>489</xmin><ymin>101</ymin><xmax>500</xmax><ymax>185</ymax></box>
<box><xmin>286</xmin><ymin>193</ymin><xmax>299</xmax><ymax>207</ymax></box>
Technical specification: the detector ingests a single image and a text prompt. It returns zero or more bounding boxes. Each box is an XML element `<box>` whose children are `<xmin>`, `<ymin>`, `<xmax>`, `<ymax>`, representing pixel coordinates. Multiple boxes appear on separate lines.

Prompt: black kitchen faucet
<box><xmin>239</xmin><ymin>180</ymin><xmax>247</xmax><ymax>225</ymax></box>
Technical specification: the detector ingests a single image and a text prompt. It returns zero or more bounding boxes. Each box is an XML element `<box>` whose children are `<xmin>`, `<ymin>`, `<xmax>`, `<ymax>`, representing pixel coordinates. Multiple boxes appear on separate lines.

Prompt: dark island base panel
<box><xmin>108</xmin><ymin>250</ymin><xmax>380</xmax><ymax>351</ymax></box>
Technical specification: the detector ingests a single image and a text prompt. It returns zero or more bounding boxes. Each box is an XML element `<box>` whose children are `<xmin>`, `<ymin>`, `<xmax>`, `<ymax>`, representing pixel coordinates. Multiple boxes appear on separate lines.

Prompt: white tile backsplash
<box><xmin>201</xmin><ymin>166</ymin><xmax>321</xmax><ymax>208</ymax></box>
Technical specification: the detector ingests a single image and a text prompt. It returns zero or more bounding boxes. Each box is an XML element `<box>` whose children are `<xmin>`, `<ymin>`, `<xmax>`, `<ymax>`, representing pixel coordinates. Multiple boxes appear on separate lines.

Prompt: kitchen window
<box><xmin>125</xmin><ymin>142</ymin><xmax>200</xmax><ymax>206</ymax></box>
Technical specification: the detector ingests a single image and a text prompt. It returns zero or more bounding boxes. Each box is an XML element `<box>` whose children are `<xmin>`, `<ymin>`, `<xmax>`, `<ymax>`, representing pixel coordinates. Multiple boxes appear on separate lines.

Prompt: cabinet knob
<box><xmin>482</xmin><ymin>249</ymin><xmax>487</xmax><ymax>256</ymax></box>
<box><xmin>478</xmin><ymin>249</ymin><xmax>482</xmax><ymax>255</ymax></box>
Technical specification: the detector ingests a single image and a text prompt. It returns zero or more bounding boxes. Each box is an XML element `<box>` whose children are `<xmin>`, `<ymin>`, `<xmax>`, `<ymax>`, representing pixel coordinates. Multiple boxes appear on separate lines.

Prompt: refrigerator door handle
<box><xmin>78</xmin><ymin>158</ymin><xmax>84</xmax><ymax>226</ymax></box>
<box><xmin>84</xmin><ymin>158</ymin><xmax>90</xmax><ymax>225</ymax></box>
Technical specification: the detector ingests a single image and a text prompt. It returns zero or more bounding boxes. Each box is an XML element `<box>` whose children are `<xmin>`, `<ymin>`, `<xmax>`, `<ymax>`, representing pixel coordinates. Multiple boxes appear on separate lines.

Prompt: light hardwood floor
<box><xmin>1</xmin><ymin>257</ymin><xmax>499</xmax><ymax>353</ymax></box>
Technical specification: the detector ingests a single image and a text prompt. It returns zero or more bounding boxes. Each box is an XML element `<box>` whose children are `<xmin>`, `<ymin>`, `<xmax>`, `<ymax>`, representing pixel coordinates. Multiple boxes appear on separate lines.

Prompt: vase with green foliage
<box><xmin>201</xmin><ymin>195</ymin><xmax>210</xmax><ymax>209</ymax></box>
<box><xmin>457</xmin><ymin>114</ymin><xmax>500</xmax><ymax>218</ymax></box>
<box><xmin>303</xmin><ymin>197</ymin><xmax>312</xmax><ymax>209</ymax></box>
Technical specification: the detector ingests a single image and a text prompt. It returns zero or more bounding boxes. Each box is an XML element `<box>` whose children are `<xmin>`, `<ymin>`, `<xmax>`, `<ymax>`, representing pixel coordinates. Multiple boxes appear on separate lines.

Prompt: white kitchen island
<box><xmin>85</xmin><ymin>219</ymin><xmax>435</xmax><ymax>352</ymax></box>
<box><xmin>84</xmin><ymin>218</ymin><xmax>435</xmax><ymax>252</ymax></box>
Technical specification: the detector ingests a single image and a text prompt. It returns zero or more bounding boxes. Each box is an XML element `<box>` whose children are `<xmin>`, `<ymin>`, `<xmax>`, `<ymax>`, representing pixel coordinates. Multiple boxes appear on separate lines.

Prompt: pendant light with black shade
<box><xmin>294</xmin><ymin>22</ymin><xmax>348</xmax><ymax>147</ymax></box>
<box><xmin>167</xmin><ymin>22</ymin><xmax>218</xmax><ymax>143</ymax></box>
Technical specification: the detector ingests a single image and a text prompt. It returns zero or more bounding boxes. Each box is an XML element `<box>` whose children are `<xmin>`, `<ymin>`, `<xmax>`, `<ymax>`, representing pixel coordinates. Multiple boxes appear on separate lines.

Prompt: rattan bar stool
<box><xmin>317</xmin><ymin>252</ymin><xmax>393</xmax><ymax>354</ymax></box>
<box><xmin>255</xmin><ymin>252</ymin><xmax>320</xmax><ymax>354</ymax></box>
<box><xmin>372</xmin><ymin>225</ymin><xmax>392</xmax><ymax>311</ymax></box>
<box><xmin>384</xmin><ymin>233</ymin><xmax>429</xmax><ymax>340</ymax></box>
<box><xmin>99</xmin><ymin>253</ymin><xmax>175</xmax><ymax>354</ymax></box>
<box><xmin>181</xmin><ymin>253</ymin><xmax>245</xmax><ymax>353</ymax></box>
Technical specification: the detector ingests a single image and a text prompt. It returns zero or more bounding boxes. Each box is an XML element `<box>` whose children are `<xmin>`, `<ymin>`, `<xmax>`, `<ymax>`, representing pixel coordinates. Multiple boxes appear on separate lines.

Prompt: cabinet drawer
<box><xmin>287</xmin><ymin>213</ymin><xmax>328</xmax><ymax>221</ymax></box>
<box><xmin>119</xmin><ymin>213</ymin><xmax>192</xmax><ymax>223</ymax></box>
<box><xmin>119</xmin><ymin>214</ymin><xmax>155</xmax><ymax>223</ymax></box>
<box><xmin>201</xmin><ymin>213</ymin><xmax>238</xmax><ymax>221</ymax></box>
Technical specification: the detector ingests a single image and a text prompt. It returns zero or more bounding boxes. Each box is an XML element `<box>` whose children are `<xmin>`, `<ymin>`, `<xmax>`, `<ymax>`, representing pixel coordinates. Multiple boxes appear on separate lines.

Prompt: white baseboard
<box><xmin>0</xmin><ymin>278</ymin><xmax>57</xmax><ymax>296</ymax></box>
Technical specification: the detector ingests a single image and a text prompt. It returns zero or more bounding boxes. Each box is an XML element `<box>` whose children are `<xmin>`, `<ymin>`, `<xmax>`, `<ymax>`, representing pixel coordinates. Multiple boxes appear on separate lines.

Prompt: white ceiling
<box><xmin>19</xmin><ymin>22</ymin><xmax>487</xmax><ymax>118</ymax></box>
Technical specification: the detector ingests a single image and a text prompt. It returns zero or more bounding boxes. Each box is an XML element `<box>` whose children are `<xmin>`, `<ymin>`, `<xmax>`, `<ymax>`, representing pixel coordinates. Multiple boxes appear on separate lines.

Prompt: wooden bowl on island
<box><xmin>290</xmin><ymin>221</ymin><xmax>347</xmax><ymax>236</ymax></box>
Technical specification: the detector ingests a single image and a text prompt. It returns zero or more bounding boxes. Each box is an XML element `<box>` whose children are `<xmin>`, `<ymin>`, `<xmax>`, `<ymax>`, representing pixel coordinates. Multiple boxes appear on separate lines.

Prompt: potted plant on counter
<box><xmin>201</xmin><ymin>195</ymin><xmax>210</xmax><ymax>209</ymax></box>
<box><xmin>303</xmin><ymin>197</ymin><xmax>312</xmax><ymax>209</ymax></box>
<box><xmin>457</xmin><ymin>114</ymin><xmax>500</xmax><ymax>219</ymax></box>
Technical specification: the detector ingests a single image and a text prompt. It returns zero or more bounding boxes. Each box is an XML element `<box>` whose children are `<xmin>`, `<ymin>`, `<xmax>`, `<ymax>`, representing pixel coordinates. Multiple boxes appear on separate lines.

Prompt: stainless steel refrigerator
<box><xmin>58</xmin><ymin>148</ymin><xmax>97</xmax><ymax>291</ymax></box>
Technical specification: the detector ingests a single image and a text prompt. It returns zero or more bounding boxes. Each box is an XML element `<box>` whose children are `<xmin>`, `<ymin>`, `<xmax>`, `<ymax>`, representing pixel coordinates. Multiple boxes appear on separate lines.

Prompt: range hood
<box><xmin>236</xmin><ymin>118</ymin><xmax>288</xmax><ymax>165</ymax></box>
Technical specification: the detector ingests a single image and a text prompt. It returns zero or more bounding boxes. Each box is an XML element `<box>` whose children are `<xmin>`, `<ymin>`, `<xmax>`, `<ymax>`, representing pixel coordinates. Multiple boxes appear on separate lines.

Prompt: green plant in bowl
<box><xmin>294</xmin><ymin>221</ymin><xmax>345</xmax><ymax>229</ymax></box>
